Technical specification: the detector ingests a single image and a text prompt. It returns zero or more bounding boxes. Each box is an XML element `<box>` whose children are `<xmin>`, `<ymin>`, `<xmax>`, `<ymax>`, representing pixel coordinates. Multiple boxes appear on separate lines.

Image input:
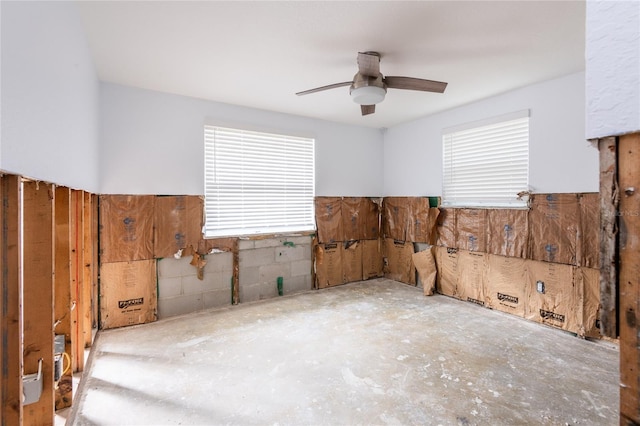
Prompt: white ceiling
<box><xmin>76</xmin><ymin>1</ymin><xmax>585</xmax><ymax>129</ymax></box>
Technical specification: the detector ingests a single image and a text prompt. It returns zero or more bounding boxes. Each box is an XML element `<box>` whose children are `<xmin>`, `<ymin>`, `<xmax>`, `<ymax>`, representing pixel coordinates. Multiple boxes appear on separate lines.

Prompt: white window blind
<box><xmin>204</xmin><ymin>126</ymin><xmax>315</xmax><ymax>238</ymax></box>
<box><xmin>442</xmin><ymin>112</ymin><xmax>529</xmax><ymax>208</ymax></box>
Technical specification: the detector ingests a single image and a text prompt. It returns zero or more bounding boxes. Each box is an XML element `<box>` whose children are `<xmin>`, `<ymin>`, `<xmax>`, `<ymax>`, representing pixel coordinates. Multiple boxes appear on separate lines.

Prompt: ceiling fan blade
<box><xmin>361</xmin><ymin>105</ymin><xmax>375</xmax><ymax>116</ymax></box>
<box><xmin>357</xmin><ymin>52</ymin><xmax>380</xmax><ymax>77</ymax></box>
<box><xmin>296</xmin><ymin>81</ymin><xmax>352</xmax><ymax>96</ymax></box>
<box><xmin>383</xmin><ymin>76</ymin><xmax>448</xmax><ymax>93</ymax></box>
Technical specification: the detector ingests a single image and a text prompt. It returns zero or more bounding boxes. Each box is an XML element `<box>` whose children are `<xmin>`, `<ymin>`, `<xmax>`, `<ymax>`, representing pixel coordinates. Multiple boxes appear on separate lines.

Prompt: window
<box><xmin>203</xmin><ymin>126</ymin><xmax>315</xmax><ymax>238</ymax></box>
<box><xmin>442</xmin><ymin>110</ymin><xmax>529</xmax><ymax>208</ymax></box>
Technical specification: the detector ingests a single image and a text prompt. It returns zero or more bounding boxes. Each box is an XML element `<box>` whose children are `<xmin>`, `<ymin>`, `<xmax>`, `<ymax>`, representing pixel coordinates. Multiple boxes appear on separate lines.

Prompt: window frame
<box><xmin>203</xmin><ymin>125</ymin><xmax>316</xmax><ymax>238</ymax></box>
<box><xmin>441</xmin><ymin>110</ymin><xmax>530</xmax><ymax>209</ymax></box>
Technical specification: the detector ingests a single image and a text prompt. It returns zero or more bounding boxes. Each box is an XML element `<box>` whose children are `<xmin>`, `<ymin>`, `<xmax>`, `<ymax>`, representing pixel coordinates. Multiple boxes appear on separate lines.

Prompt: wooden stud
<box><xmin>54</xmin><ymin>187</ymin><xmax>73</xmax><ymax>410</ymax></box>
<box><xmin>618</xmin><ymin>133</ymin><xmax>640</xmax><ymax>424</ymax></box>
<box><xmin>232</xmin><ymin>238</ymin><xmax>239</xmax><ymax>304</ymax></box>
<box><xmin>83</xmin><ymin>192</ymin><xmax>93</xmax><ymax>348</ymax></box>
<box><xmin>598</xmin><ymin>136</ymin><xmax>619</xmax><ymax>338</ymax></box>
<box><xmin>22</xmin><ymin>180</ymin><xmax>55</xmax><ymax>426</ymax></box>
<box><xmin>1</xmin><ymin>175</ymin><xmax>23</xmax><ymax>425</ymax></box>
<box><xmin>92</xmin><ymin>194</ymin><xmax>99</xmax><ymax>329</ymax></box>
<box><xmin>69</xmin><ymin>190</ymin><xmax>84</xmax><ymax>373</ymax></box>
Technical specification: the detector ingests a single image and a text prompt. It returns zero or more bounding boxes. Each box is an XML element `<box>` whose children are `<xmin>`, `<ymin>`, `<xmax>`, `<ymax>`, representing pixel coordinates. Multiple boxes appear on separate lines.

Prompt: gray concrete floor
<box><xmin>69</xmin><ymin>279</ymin><xmax>618</xmax><ymax>425</ymax></box>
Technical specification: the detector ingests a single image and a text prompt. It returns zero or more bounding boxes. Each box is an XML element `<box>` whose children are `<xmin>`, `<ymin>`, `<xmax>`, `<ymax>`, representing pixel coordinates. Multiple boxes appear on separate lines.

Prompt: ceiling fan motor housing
<box><xmin>350</xmin><ymin>73</ymin><xmax>387</xmax><ymax>105</ymax></box>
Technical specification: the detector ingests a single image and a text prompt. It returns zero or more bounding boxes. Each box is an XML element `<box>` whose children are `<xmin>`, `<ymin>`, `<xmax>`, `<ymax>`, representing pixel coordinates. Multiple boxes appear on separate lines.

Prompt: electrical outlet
<box><xmin>536</xmin><ymin>280</ymin><xmax>545</xmax><ymax>294</ymax></box>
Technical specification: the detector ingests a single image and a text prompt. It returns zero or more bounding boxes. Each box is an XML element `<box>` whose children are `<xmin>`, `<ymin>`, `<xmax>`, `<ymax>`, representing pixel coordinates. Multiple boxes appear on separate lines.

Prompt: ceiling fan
<box><xmin>296</xmin><ymin>51</ymin><xmax>448</xmax><ymax>116</ymax></box>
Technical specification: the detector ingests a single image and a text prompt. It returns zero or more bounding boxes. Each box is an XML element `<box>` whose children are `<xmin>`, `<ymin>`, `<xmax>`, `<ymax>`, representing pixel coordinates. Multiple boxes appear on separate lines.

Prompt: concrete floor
<box><xmin>69</xmin><ymin>279</ymin><xmax>618</xmax><ymax>425</ymax></box>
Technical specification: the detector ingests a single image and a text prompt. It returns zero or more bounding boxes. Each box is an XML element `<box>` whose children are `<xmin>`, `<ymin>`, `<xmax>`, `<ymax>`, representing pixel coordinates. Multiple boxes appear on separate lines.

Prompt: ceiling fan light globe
<box><xmin>350</xmin><ymin>85</ymin><xmax>386</xmax><ymax>105</ymax></box>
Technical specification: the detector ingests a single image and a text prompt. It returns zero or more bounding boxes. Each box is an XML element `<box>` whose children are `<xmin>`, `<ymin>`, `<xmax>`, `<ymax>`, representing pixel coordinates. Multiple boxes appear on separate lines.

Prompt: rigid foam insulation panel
<box><xmin>100</xmin><ymin>260</ymin><xmax>157</xmax><ymax>329</ymax></box>
<box><xmin>456</xmin><ymin>250</ymin><xmax>487</xmax><ymax>307</ymax></box>
<box><xmin>456</xmin><ymin>209</ymin><xmax>487</xmax><ymax>252</ymax></box>
<box><xmin>524</xmin><ymin>259</ymin><xmax>579</xmax><ymax>334</ymax></box>
<box><xmin>343</xmin><ymin>241</ymin><xmax>363</xmax><ymax>283</ymax></box>
<box><xmin>99</xmin><ymin>195</ymin><xmax>155</xmax><ymax>263</ymax></box>
<box><xmin>486</xmin><ymin>209</ymin><xmax>529</xmax><ymax>258</ymax></box>
<box><xmin>362</xmin><ymin>239</ymin><xmax>384</xmax><ymax>280</ymax></box>
<box><xmin>383</xmin><ymin>197</ymin><xmax>412</xmax><ymax>241</ymax></box>
<box><xmin>412</xmin><ymin>247</ymin><xmax>437</xmax><ymax>296</ymax></box>
<box><xmin>528</xmin><ymin>193</ymin><xmax>579</xmax><ymax>266</ymax></box>
<box><xmin>154</xmin><ymin>195</ymin><xmax>203</xmax><ymax>258</ymax></box>
<box><xmin>315</xmin><ymin>242</ymin><xmax>344</xmax><ymax>289</ymax></box>
<box><xmin>315</xmin><ymin>197</ymin><xmax>343</xmax><ymax>243</ymax></box>
<box><xmin>485</xmin><ymin>254</ymin><xmax>527</xmax><ymax>317</ymax></box>
<box><xmin>342</xmin><ymin>197</ymin><xmax>380</xmax><ymax>241</ymax></box>
<box><xmin>436</xmin><ymin>208</ymin><xmax>457</xmax><ymax>247</ymax></box>
<box><xmin>578</xmin><ymin>193</ymin><xmax>600</xmax><ymax>269</ymax></box>
<box><xmin>434</xmin><ymin>246</ymin><xmax>459</xmax><ymax>297</ymax></box>
<box><xmin>383</xmin><ymin>238</ymin><xmax>416</xmax><ymax>285</ymax></box>
<box><xmin>580</xmin><ymin>267</ymin><xmax>601</xmax><ymax>338</ymax></box>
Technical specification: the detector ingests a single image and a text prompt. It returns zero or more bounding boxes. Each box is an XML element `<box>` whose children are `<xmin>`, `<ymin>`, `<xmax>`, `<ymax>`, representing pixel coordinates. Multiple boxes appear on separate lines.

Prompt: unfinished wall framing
<box><xmin>0</xmin><ymin>175</ymin><xmax>98</xmax><ymax>424</ymax></box>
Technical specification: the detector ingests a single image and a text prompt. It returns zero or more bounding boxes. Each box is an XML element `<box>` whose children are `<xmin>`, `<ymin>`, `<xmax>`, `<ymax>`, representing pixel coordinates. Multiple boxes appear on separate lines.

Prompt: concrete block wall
<box><xmin>239</xmin><ymin>236</ymin><xmax>313</xmax><ymax>303</ymax></box>
<box><xmin>157</xmin><ymin>236</ymin><xmax>314</xmax><ymax>318</ymax></box>
<box><xmin>157</xmin><ymin>252</ymin><xmax>233</xmax><ymax>319</ymax></box>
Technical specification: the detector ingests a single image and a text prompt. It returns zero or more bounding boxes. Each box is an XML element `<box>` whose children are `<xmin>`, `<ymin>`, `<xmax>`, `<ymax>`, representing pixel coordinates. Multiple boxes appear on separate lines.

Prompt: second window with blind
<box><xmin>442</xmin><ymin>110</ymin><xmax>530</xmax><ymax>208</ymax></box>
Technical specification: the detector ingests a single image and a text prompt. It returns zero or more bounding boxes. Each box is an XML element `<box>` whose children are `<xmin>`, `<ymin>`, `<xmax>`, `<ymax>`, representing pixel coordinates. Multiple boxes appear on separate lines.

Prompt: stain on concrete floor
<box><xmin>70</xmin><ymin>279</ymin><xmax>618</xmax><ymax>425</ymax></box>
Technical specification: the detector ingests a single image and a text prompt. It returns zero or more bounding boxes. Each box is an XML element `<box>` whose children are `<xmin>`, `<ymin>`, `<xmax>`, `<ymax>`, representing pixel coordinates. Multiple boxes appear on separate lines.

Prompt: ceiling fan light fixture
<box><xmin>350</xmin><ymin>85</ymin><xmax>386</xmax><ymax>105</ymax></box>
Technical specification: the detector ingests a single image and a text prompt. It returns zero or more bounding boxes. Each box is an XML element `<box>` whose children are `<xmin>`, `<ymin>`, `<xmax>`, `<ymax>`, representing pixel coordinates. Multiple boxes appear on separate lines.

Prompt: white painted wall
<box><xmin>586</xmin><ymin>1</ymin><xmax>640</xmax><ymax>139</ymax></box>
<box><xmin>100</xmin><ymin>83</ymin><xmax>383</xmax><ymax>196</ymax></box>
<box><xmin>383</xmin><ymin>72</ymin><xmax>596</xmax><ymax>196</ymax></box>
<box><xmin>0</xmin><ymin>1</ymin><xmax>99</xmax><ymax>192</ymax></box>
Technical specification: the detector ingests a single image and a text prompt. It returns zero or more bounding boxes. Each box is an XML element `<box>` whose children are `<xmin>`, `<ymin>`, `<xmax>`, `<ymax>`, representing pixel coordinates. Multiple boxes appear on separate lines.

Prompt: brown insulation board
<box><xmin>100</xmin><ymin>260</ymin><xmax>157</xmax><ymax>329</ymax></box>
<box><xmin>580</xmin><ymin>267</ymin><xmax>601</xmax><ymax>338</ymax></box>
<box><xmin>198</xmin><ymin>237</ymin><xmax>237</xmax><ymax>254</ymax></box>
<box><xmin>362</xmin><ymin>239</ymin><xmax>384</xmax><ymax>280</ymax></box>
<box><xmin>315</xmin><ymin>197</ymin><xmax>343</xmax><ymax>243</ymax></box>
<box><xmin>485</xmin><ymin>254</ymin><xmax>527</xmax><ymax>317</ymax></box>
<box><xmin>486</xmin><ymin>209</ymin><xmax>529</xmax><ymax>258</ymax></box>
<box><xmin>435</xmin><ymin>246</ymin><xmax>459</xmax><ymax>298</ymax></box>
<box><xmin>456</xmin><ymin>250</ymin><xmax>487</xmax><ymax>307</ymax></box>
<box><xmin>342</xmin><ymin>197</ymin><xmax>380</xmax><ymax>241</ymax></box>
<box><xmin>100</xmin><ymin>195</ymin><xmax>155</xmax><ymax>263</ymax></box>
<box><xmin>383</xmin><ymin>238</ymin><xmax>416</xmax><ymax>285</ymax></box>
<box><xmin>436</xmin><ymin>208</ymin><xmax>457</xmax><ymax>247</ymax></box>
<box><xmin>383</xmin><ymin>197</ymin><xmax>412</xmax><ymax>241</ymax></box>
<box><xmin>524</xmin><ymin>259</ymin><xmax>579</xmax><ymax>333</ymax></box>
<box><xmin>528</xmin><ymin>193</ymin><xmax>579</xmax><ymax>265</ymax></box>
<box><xmin>456</xmin><ymin>209</ymin><xmax>487</xmax><ymax>252</ymax></box>
<box><xmin>154</xmin><ymin>195</ymin><xmax>203</xmax><ymax>258</ymax></box>
<box><xmin>579</xmin><ymin>193</ymin><xmax>600</xmax><ymax>269</ymax></box>
<box><xmin>412</xmin><ymin>247</ymin><xmax>437</xmax><ymax>295</ymax></box>
<box><xmin>412</xmin><ymin>197</ymin><xmax>440</xmax><ymax>243</ymax></box>
<box><xmin>315</xmin><ymin>242</ymin><xmax>344</xmax><ymax>289</ymax></box>
<box><xmin>343</xmin><ymin>240</ymin><xmax>363</xmax><ymax>284</ymax></box>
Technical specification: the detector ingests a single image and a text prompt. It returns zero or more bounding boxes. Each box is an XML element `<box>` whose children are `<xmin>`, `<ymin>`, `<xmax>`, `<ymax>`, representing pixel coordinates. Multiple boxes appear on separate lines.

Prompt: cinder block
<box><xmin>254</xmin><ymin>238</ymin><xmax>283</xmax><ymax>249</ymax></box>
<box><xmin>302</xmin><ymin>244</ymin><xmax>312</xmax><ymax>260</ymax></box>
<box><xmin>157</xmin><ymin>294</ymin><xmax>203</xmax><ymax>319</ymax></box>
<box><xmin>182</xmin><ymin>274</ymin><xmax>210</xmax><ymax>296</ymax></box>
<box><xmin>275</xmin><ymin>246</ymin><xmax>306</xmax><ymax>263</ymax></box>
<box><xmin>158</xmin><ymin>256</ymin><xmax>198</xmax><ymax>278</ymax></box>
<box><xmin>240</xmin><ymin>281</ymin><xmax>278</xmax><ymax>303</ymax></box>
<box><xmin>203</xmin><ymin>252</ymin><xmax>233</xmax><ymax>274</ymax></box>
<box><xmin>291</xmin><ymin>259</ymin><xmax>312</xmax><ymax>277</ymax></box>
<box><xmin>201</xmin><ymin>271</ymin><xmax>232</xmax><ymax>292</ymax></box>
<box><xmin>157</xmin><ymin>276</ymin><xmax>182</xmax><ymax>299</ymax></box>
<box><xmin>238</xmin><ymin>239</ymin><xmax>255</xmax><ymax>250</ymax></box>
<box><xmin>287</xmin><ymin>236</ymin><xmax>313</xmax><ymax>246</ymax></box>
<box><xmin>239</xmin><ymin>266</ymin><xmax>260</xmax><ymax>285</ymax></box>
<box><xmin>202</xmin><ymin>289</ymin><xmax>232</xmax><ymax>310</ymax></box>
<box><xmin>259</xmin><ymin>263</ymin><xmax>291</xmax><ymax>283</ymax></box>
<box><xmin>239</xmin><ymin>247</ymin><xmax>274</xmax><ymax>267</ymax></box>
<box><xmin>283</xmin><ymin>275</ymin><xmax>312</xmax><ymax>294</ymax></box>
